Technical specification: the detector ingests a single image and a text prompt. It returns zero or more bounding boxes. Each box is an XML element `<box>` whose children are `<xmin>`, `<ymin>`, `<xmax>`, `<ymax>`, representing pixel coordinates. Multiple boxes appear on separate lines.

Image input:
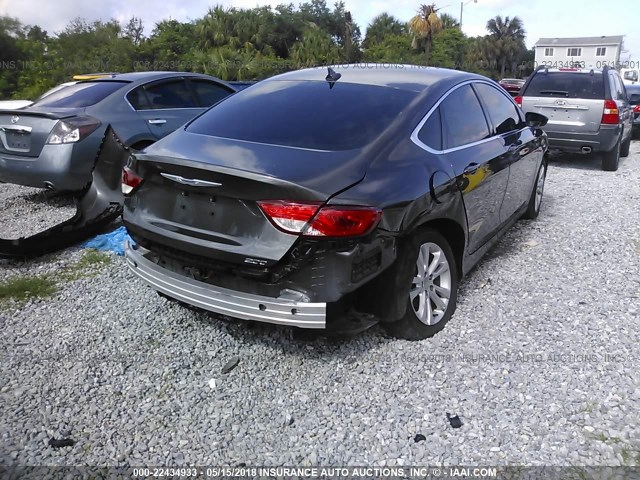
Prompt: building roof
<box><xmin>535</xmin><ymin>36</ymin><xmax>624</xmax><ymax>47</ymax></box>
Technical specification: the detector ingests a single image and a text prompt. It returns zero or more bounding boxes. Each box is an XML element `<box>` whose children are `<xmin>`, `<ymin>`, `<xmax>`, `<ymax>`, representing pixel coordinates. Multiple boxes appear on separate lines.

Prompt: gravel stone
<box><xmin>1</xmin><ymin>145</ymin><xmax>640</xmax><ymax>466</ymax></box>
<box><xmin>0</xmin><ymin>184</ymin><xmax>75</xmax><ymax>239</ymax></box>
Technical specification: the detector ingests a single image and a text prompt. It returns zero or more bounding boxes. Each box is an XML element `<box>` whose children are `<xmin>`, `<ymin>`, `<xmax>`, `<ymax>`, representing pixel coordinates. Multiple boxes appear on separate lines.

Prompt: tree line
<box><xmin>0</xmin><ymin>1</ymin><xmax>533</xmax><ymax>100</ymax></box>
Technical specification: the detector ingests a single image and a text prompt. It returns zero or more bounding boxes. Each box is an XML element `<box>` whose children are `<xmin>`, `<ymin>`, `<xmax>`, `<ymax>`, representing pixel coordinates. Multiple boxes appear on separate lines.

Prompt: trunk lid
<box><xmin>0</xmin><ymin>108</ymin><xmax>83</xmax><ymax>157</ymax></box>
<box><xmin>125</xmin><ymin>132</ymin><xmax>370</xmax><ymax>265</ymax></box>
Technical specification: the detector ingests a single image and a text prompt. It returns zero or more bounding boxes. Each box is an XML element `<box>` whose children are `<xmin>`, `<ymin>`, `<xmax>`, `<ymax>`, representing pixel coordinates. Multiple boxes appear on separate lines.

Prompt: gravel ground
<box><xmin>0</xmin><ymin>143</ymin><xmax>639</xmax><ymax>468</ymax></box>
<box><xmin>0</xmin><ymin>184</ymin><xmax>75</xmax><ymax>239</ymax></box>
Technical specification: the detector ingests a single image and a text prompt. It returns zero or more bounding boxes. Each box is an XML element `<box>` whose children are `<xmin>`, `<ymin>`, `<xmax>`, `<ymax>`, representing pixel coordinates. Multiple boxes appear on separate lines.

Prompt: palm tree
<box><xmin>439</xmin><ymin>13</ymin><xmax>459</xmax><ymax>30</ymax></box>
<box><xmin>363</xmin><ymin>13</ymin><xmax>405</xmax><ymax>48</ymax></box>
<box><xmin>485</xmin><ymin>15</ymin><xmax>526</xmax><ymax>77</ymax></box>
<box><xmin>408</xmin><ymin>4</ymin><xmax>443</xmax><ymax>65</ymax></box>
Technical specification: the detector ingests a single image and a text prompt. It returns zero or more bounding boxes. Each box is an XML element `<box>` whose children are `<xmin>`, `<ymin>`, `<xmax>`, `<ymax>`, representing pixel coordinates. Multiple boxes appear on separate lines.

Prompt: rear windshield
<box><xmin>32</xmin><ymin>81</ymin><xmax>128</xmax><ymax>108</ymax></box>
<box><xmin>186</xmin><ymin>80</ymin><xmax>417</xmax><ymax>150</ymax></box>
<box><xmin>524</xmin><ymin>72</ymin><xmax>604</xmax><ymax>99</ymax></box>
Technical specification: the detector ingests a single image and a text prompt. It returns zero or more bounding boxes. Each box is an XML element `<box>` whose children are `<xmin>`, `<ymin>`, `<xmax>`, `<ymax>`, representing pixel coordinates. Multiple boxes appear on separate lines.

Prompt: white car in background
<box><xmin>0</xmin><ymin>100</ymin><xmax>34</xmax><ymax>110</ymax></box>
<box><xmin>0</xmin><ymin>82</ymin><xmax>76</xmax><ymax>110</ymax></box>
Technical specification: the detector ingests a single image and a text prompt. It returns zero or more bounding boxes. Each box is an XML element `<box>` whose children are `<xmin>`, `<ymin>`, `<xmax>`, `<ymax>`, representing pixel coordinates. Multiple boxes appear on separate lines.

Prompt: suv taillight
<box><xmin>601</xmin><ymin>99</ymin><xmax>619</xmax><ymax>124</ymax></box>
<box><xmin>258</xmin><ymin>201</ymin><xmax>381</xmax><ymax>238</ymax></box>
<box><xmin>634</xmin><ymin>105</ymin><xmax>640</xmax><ymax>113</ymax></box>
<box><xmin>514</xmin><ymin>95</ymin><xmax>522</xmax><ymax>107</ymax></box>
<box><xmin>122</xmin><ymin>167</ymin><xmax>143</xmax><ymax>195</ymax></box>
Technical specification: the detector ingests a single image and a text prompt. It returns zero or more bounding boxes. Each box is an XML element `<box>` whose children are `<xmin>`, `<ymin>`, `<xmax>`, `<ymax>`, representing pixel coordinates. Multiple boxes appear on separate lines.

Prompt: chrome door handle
<box><xmin>148</xmin><ymin>119</ymin><xmax>166</xmax><ymax>125</ymax></box>
<box><xmin>463</xmin><ymin>163</ymin><xmax>480</xmax><ymax>174</ymax></box>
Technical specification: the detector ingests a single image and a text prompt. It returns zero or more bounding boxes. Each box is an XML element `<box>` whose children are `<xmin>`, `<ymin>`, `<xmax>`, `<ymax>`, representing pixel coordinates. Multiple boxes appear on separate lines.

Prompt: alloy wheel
<box><xmin>410</xmin><ymin>242</ymin><xmax>452</xmax><ymax>326</ymax></box>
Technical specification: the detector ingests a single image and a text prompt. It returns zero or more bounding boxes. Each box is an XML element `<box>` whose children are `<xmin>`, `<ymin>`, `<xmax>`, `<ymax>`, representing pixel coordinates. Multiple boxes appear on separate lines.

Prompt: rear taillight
<box><xmin>122</xmin><ymin>167</ymin><xmax>143</xmax><ymax>195</ymax></box>
<box><xmin>633</xmin><ymin>105</ymin><xmax>640</xmax><ymax>113</ymax></box>
<box><xmin>257</xmin><ymin>201</ymin><xmax>381</xmax><ymax>238</ymax></box>
<box><xmin>602</xmin><ymin>99</ymin><xmax>619</xmax><ymax>124</ymax></box>
<box><xmin>46</xmin><ymin>116</ymin><xmax>101</xmax><ymax>144</ymax></box>
<box><xmin>514</xmin><ymin>96</ymin><xmax>522</xmax><ymax>107</ymax></box>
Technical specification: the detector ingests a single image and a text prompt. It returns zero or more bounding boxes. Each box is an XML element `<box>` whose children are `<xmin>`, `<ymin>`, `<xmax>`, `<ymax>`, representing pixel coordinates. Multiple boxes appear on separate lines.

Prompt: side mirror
<box><xmin>629</xmin><ymin>93</ymin><xmax>640</xmax><ymax>106</ymax></box>
<box><xmin>525</xmin><ymin>111</ymin><xmax>548</xmax><ymax>128</ymax></box>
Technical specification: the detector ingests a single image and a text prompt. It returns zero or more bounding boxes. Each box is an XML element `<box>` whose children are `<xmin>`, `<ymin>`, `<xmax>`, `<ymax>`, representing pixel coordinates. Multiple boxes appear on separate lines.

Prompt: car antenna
<box><xmin>325</xmin><ymin>67</ymin><xmax>341</xmax><ymax>89</ymax></box>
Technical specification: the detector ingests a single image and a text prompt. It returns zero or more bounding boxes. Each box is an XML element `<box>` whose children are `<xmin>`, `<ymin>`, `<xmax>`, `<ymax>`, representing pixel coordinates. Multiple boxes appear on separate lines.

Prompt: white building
<box><xmin>534</xmin><ymin>36</ymin><xmax>624</xmax><ymax>69</ymax></box>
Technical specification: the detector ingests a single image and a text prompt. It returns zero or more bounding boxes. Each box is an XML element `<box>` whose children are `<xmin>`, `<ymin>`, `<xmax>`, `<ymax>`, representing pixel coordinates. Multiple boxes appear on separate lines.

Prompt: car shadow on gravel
<box><xmin>546</xmin><ymin>150</ymin><xmax>632</xmax><ymax>170</ymax></box>
<box><xmin>181</xmin><ymin>303</ymin><xmax>392</xmax><ymax>356</ymax></box>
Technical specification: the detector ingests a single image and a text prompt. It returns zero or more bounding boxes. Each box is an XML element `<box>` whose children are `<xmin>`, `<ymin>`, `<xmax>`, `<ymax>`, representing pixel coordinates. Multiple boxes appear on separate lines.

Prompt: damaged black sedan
<box><xmin>122</xmin><ymin>65</ymin><xmax>548</xmax><ymax>340</ymax></box>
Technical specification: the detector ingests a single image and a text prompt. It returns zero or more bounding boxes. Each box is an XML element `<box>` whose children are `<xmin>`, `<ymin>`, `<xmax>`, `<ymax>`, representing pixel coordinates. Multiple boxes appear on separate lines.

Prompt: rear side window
<box><xmin>32</xmin><ymin>81</ymin><xmax>127</xmax><ymax>108</ymax></box>
<box><xmin>440</xmin><ymin>84</ymin><xmax>490</xmax><ymax>149</ymax></box>
<box><xmin>611</xmin><ymin>74</ymin><xmax>625</xmax><ymax>100</ymax></box>
<box><xmin>127</xmin><ymin>87</ymin><xmax>152</xmax><ymax>110</ymax></box>
<box><xmin>144</xmin><ymin>80</ymin><xmax>197</xmax><ymax>109</ymax></box>
<box><xmin>474</xmin><ymin>83</ymin><xmax>522</xmax><ymax>135</ymax></box>
<box><xmin>187</xmin><ymin>81</ymin><xmax>417</xmax><ymax>151</ymax></box>
<box><xmin>417</xmin><ymin>107</ymin><xmax>442</xmax><ymax>150</ymax></box>
<box><xmin>524</xmin><ymin>72</ymin><xmax>604</xmax><ymax>99</ymax></box>
<box><xmin>190</xmin><ymin>79</ymin><xmax>233</xmax><ymax>107</ymax></box>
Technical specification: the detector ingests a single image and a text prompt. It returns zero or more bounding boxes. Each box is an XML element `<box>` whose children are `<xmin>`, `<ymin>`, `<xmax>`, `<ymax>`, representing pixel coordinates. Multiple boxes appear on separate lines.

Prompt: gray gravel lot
<box><xmin>0</xmin><ymin>184</ymin><xmax>75</xmax><ymax>239</ymax></box>
<box><xmin>0</xmin><ymin>143</ymin><xmax>639</xmax><ymax>467</ymax></box>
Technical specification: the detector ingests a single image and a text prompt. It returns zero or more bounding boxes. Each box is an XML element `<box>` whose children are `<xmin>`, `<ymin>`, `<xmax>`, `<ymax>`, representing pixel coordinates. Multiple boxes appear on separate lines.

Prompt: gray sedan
<box><xmin>0</xmin><ymin>72</ymin><xmax>237</xmax><ymax>191</ymax></box>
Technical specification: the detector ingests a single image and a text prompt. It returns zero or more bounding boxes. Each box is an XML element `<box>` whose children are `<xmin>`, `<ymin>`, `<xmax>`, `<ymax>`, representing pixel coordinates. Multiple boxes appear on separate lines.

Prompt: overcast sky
<box><xmin>1</xmin><ymin>0</ymin><xmax>638</xmax><ymax>61</ymax></box>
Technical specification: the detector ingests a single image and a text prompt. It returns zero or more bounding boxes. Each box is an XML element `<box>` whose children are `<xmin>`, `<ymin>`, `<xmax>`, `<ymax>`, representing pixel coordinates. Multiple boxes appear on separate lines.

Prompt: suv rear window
<box><xmin>32</xmin><ymin>81</ymin><xmax>128</xmax><ymax>108</ymax></box>
<box><xmin>524</xmin><ymin>72</ymin><xmax>604</xmax><ymax>99</ymax></box>
<box><xmin>187</xmin><ymin>80</ymin><xmax>417</xmax><ymax>151</ymax></box>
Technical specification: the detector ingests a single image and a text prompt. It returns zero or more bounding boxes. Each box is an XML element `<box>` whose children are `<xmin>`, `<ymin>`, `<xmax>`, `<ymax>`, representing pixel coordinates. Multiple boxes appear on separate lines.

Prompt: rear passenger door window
<box><xmin>473</xmin><ymin>83</ymin><xmax>522</xmax><ymax>135</ymax></box>
<box><xmin>189</xmin><ymin>79</ymin><xmax>234</xmax><ymax>107</ymax></box>
<box><xmin>613</xmin><ymin>75</ymin><xmax>626</xmax><ymax>101</ymax></box>
<box><xmin>440</xmin><ymin>84</ymin><xmax>490</xmax><ymax>149</ymax></box>
<box><xmin>417</xmin><ymin>107</ymin><xmax>442</xmax><ymax>150</ymax></box>
<box><xmin>127</xmin><ymin>87</ymin><xmax>152</xmax><ymax>110</ymax></box>
<box><xmin>143</xmin><ymin>80</ymin><xmax>197</xmax><ymax>109</ymax></box>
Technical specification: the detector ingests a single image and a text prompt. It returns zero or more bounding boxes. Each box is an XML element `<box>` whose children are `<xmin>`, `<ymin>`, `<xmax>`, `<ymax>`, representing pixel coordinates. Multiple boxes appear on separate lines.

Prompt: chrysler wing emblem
<box><xmin>10</xmin><ymin>115</ymin><xmax>19</xmax><ymax>124</ymax></box>
<box><xmin>160</xmin><ymin>173</ymin><xmax>222</xmax><ymax>188</ymax></box>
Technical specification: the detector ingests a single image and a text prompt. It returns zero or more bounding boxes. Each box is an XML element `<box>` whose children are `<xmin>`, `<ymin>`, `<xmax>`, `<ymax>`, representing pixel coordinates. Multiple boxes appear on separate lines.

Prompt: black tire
<box><xmin>620</xmin><ymin>132</ymin><xmax>631</xmax><ymax>158</ymax></box>
<box><xmin>383</xmin><ymin>228</ymin><xmax>458</xmax><ymax>341</ymax></box>
<box><xmin>523</xmin><ymin>161</ymin><xmax>547</xmax><ymax>220</ymax></box>
<box><xmin>602</xmin><ymin>136</ymin><xmax>621</xmax><ymax>171</ymax></box>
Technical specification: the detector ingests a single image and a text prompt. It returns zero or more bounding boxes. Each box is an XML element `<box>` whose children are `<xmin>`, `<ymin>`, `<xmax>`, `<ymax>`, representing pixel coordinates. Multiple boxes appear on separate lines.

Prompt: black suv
<box><xmin>517</xmin><ymin>66</ymin><xmax>634</xmax><ymax>171</ymax></box>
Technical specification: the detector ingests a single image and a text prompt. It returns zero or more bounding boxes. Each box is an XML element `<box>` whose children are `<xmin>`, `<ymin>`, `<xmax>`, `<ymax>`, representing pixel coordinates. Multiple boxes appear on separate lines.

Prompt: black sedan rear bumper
<box><xmin>124</xmin><ymin>222</ymin><xmax>398</xmax><ymax>328</ymax></box>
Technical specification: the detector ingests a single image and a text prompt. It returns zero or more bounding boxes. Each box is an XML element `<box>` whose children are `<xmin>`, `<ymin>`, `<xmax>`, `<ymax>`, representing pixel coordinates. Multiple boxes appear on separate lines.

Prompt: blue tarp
<box><xmin>81</xmin><ymin>226</ymin><xmax>133</xmax><ymax>256</ymax></box>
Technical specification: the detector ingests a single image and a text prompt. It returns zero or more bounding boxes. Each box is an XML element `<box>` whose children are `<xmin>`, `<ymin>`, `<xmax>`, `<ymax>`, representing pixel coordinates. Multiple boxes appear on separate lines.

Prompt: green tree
<box><xmin>485</xmin><ymin>15</ymin><xmax>526</xmax><ymax>78</ymax></box>
<box><xmin>430</xmin><ymin>28</ymin><xmax>467</xmax><ymax>68</ymax></box>
<box><xmin>439</xmin><ymin>13</ymin><xmax>459</xmax><ymax>30</ymax></box>
<box><xmin>363</xmin><ymin>13</ymin><xmax>405</xmax><ymax>49</ymax></box>
<box><xmin>0</xmin><ymin>16</ymin><xmax>27</xmax><ymax>98</ymax></box>
<box><xmin>290</xmin><ymin>27</ymin><xmax>341</xmax><ymax>67</ymax></box>
<box><xmin>363</xmin><ymin>34</ymin><xmax>423</xmax><ymax>64</ymax></box>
